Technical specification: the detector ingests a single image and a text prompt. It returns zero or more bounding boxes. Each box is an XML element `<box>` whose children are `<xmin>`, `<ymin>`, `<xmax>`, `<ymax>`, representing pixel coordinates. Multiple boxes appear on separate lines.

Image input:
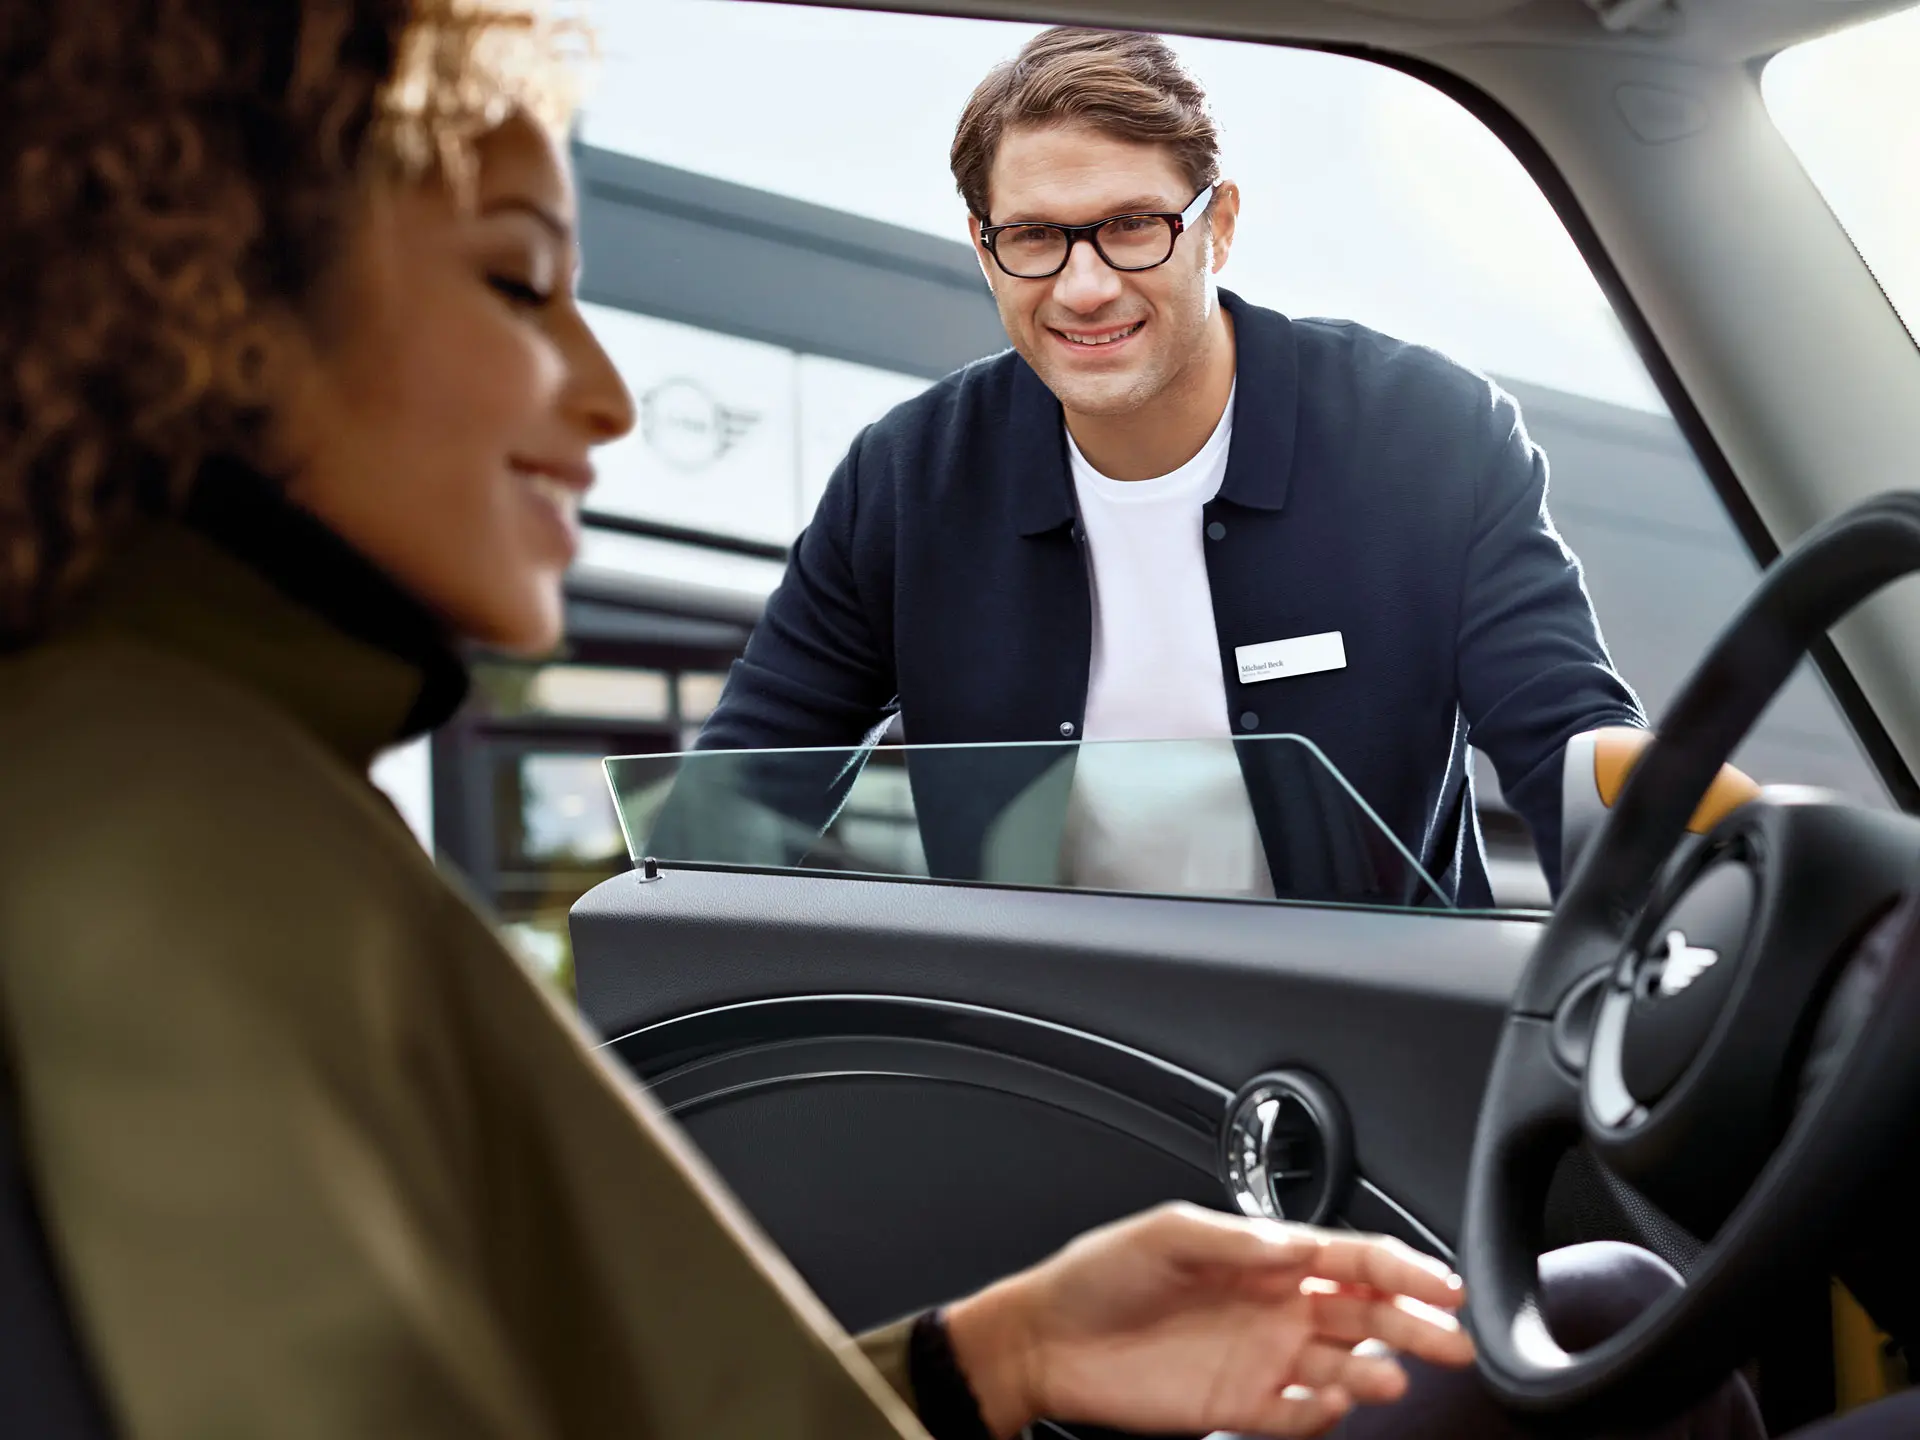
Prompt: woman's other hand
<box><xmin>943</xmin><ymin>1201</ymin><xmax>1475</xmax><ymax>1438</ymax></box>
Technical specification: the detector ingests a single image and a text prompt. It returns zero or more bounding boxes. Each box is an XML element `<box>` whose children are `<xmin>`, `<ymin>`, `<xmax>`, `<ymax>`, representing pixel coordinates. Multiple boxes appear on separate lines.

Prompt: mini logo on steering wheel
<box><xmin>1655</xmin><ymin>929</ymin><xmax>1720</xmax><ymax>997</ymax></box>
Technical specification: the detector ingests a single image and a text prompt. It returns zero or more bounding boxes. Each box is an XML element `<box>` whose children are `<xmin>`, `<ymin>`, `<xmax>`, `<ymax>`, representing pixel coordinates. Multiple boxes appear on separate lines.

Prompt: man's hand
<box><xmin>943</xmin><ymin>1202</ymin><xmax>1475</xmax><ymax>1439</ymax></box>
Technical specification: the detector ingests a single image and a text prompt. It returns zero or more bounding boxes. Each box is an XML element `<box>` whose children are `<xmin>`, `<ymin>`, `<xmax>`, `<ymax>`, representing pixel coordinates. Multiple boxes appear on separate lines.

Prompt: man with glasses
<box><xmin>692</xmin><ymin>24</ymin><xmax>1649</xmax><ymax>908</ymax></box>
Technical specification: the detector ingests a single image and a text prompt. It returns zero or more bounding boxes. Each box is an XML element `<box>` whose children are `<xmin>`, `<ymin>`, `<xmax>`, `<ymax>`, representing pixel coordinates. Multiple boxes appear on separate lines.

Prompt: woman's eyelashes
<box><xmin>488</xmin><ymin>273</ymin><xmax>554</xmax><ymax>308</ymax></box>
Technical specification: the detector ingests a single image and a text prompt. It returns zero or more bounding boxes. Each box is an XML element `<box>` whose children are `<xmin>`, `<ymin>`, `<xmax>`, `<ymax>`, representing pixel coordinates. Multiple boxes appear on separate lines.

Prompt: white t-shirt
<box><xmin>1060</xmin><ymin>382</ymin><xmax>1274</xmax><ymax>898</ymax></box>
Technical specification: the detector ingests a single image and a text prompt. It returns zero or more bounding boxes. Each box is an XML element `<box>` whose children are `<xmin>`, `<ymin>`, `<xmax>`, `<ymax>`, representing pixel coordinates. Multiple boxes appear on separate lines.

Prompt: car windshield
<box><xmin>1766</xmin><ymin>7</ymin><xmax>1920</xmax><ymax>344</ymax></box>
<box><xmin>605</xmin><ymin>736</ymin><xmax>1457</xmax><ymax>911</ymax></box>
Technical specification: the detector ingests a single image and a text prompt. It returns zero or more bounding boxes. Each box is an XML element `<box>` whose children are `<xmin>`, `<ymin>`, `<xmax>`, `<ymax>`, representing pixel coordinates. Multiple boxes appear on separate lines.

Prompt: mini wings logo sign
<box><xmin>1655</xmin><ymin>930</ymin><xmax>1720</xmax><ymax>997</ymax></box>
<box><xmin>639</xmin><ymin>378</ymin><xmax>760</xmax><ymax>472</ymax></box>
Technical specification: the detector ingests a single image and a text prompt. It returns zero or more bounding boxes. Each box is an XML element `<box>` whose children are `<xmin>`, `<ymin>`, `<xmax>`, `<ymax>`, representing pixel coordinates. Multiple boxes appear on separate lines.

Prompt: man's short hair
<box><xmin>950</xmin><ymin>27</ymin><xmax>1221</xmax><ymax>224</ymax></box>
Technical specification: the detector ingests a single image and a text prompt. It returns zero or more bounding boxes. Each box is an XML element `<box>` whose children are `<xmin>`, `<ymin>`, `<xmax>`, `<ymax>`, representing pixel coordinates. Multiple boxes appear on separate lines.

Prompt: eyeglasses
<box><xmin>978</xmin><ymin>185</ymin><xmax>1217</xmax><ymax>280</ymax></box>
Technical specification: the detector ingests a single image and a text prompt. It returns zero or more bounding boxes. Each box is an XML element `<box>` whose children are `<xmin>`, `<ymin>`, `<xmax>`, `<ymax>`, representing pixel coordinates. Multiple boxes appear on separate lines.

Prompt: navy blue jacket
<box><xmin>694</xmin><ymin>291</ymin><xmax>1645</xmax><ymax>906</ymax></box>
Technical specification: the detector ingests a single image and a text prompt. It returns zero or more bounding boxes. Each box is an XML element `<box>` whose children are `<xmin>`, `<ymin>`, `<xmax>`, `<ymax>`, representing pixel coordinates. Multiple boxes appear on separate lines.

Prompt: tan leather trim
<box><xmin>1832</xmin><ymin>1280</ymin><xmax>1906</xmax><ymax>1411</ymax></box>
<box><xmin>1590</xmin><ymin>726</ymin><xmax>1762</xmax><ymax>835</ymax></box>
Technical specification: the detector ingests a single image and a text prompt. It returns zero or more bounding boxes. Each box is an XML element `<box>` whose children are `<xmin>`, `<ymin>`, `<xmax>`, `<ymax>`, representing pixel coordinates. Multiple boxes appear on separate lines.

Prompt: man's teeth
<box><xmin>1062</xmin><ymin>322</ymin><xmax>1142</xmax><ymax>346</ymax></box>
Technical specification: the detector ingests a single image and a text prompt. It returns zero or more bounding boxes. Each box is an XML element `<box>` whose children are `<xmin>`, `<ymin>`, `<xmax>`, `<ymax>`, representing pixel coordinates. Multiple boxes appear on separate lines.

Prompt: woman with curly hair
<box><xmin>0</xmin><ymin>3</ymin><xmax>1482</xmax><ymax>1435</ymax></box>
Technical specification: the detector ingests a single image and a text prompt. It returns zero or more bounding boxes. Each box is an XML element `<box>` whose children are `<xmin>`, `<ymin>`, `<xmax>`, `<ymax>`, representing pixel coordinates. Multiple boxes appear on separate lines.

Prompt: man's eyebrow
<box><xmin>995</xmin><ymin>196</ymin><xmax>1178</xmax><ymax>224</ymax></box>
<box><xmin>479</xmin><ymin>196</ymin><xmax>575</xmax><ymax>242</ymax></box>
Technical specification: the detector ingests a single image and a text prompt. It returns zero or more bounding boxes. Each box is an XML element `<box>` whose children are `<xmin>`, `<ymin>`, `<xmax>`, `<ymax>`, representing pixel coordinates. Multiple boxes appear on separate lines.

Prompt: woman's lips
<box><xmin>511</xmin><ymin>459</ymin><xmax>588</xmax><ymax>559</ymax></box>
<box><xmin>511</xmin><ymin>457</ymin><xmax>595</xmax><ymax>490</ymax></box>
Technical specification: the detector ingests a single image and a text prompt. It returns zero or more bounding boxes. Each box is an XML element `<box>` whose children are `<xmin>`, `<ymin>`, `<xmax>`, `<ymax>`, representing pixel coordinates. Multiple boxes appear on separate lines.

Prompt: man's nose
<box><xmin>1050</xmin><ymin>238</ymin><xmax>1123</xmax><ymax>313</ymax></box>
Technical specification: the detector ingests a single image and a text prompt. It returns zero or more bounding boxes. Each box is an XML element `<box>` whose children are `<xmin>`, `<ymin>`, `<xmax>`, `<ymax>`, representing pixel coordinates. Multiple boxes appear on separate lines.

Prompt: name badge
<box><xmin>1235</xmin><ymin>631</ymin><xmax>1347</xmax><ymax>685</ymax></box>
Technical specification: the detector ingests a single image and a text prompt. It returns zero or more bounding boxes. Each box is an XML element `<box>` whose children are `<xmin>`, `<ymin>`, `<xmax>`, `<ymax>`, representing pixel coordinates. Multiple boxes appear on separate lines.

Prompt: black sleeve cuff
<box><xmin>907</xmin><ymin>1308</ymin><xmax>997</xmax><ymax>1440</ymax></box>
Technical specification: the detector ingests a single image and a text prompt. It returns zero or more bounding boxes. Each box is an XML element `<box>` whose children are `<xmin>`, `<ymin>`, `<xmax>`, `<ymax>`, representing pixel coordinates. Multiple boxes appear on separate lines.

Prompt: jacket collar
<box><xmin>1010</xmin><ymin>288</ymin><xmax>1299</xmax><ymax>536</ymax></box>
<box><xmin>70</xmin><ymin>457</ymin><xmax>469</xmax><ymax>770</ymax></box>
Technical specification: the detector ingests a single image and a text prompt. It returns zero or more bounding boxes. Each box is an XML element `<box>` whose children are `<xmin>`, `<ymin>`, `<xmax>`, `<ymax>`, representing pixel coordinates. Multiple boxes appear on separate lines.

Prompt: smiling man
<box><xmin>693</xmin><ymin>26</ymin><xmax>1649</xmax><ymax>906</ymax></box>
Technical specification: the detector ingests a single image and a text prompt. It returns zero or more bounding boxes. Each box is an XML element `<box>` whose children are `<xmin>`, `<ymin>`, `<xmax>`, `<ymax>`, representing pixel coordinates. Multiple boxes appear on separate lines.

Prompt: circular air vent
<box><xmin>1220</xmin><ymin>1070</ymin><xmax>1353</xmax><ymax>1225</ymax></box>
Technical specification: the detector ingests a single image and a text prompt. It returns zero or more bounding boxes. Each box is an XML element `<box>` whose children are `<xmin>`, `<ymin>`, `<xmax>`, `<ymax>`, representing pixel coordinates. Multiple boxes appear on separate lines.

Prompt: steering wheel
<box><xmin>1462</xmin><ymin>492</ymin><xmax>1920</xmax><ymax>1430</ymax></box>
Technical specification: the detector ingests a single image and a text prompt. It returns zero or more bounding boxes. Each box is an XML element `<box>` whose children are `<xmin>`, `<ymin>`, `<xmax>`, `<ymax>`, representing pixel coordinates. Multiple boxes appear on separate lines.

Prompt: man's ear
<box><xmin>967</xmin><ymin>214</ymin><xmax>996</xmax><ymax>291</ymax></box>
<box><xmin>1207</xmin><ymin>180</ymin><xmax>1241</xmax><ymax>274</ymax></box>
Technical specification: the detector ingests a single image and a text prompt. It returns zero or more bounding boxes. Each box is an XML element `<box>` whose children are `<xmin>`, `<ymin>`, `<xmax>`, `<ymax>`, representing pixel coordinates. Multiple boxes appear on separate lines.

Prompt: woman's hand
<box><xmin>943</xmin><ymin>1202</ymin><xmax>1476</xmax><ymax>1439</ymax></box>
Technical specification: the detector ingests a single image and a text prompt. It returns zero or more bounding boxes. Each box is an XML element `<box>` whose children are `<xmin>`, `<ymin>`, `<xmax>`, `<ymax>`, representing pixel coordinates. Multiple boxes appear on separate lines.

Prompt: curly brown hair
<box><xmin>0</xmin><ymin>0</ymin><xmax>583</xmax><ymax>642</ymax></box>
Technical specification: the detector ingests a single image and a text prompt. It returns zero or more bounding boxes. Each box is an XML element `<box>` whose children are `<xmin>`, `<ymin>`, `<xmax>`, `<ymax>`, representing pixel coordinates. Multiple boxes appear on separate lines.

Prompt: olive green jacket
<box><xmin>0</xmin><ymin>508</ymin><xmax>930</xmax><ymax>1439</ymax></box>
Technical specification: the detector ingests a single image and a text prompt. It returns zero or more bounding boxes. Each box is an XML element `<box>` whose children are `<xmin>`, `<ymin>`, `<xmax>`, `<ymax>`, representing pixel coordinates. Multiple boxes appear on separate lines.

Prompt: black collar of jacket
<box><xmin>183</xmin><ymin>458</ymin><xmax>470</xmax><ymax>739</ymax></box>
<box><xmin>1010</xmin><ymin>287</ymin><xmax>1298</xmax><ymax>537</ymax></box>
<box><xmin>71</xmin><ymin>456</ymin><xmax>470</xmax><ymax>767</ymax></box>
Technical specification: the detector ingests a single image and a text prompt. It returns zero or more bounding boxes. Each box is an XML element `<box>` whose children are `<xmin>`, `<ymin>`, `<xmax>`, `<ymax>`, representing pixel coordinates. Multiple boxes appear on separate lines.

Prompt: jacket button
<box><xmin>1239</xmin><ymin>711</ymin><xmax>1259</xmax><ymax>731</ymax></box>
<box><xmin>1060</xmin><ymin>721</ymin><xmax>1076</xmax><ymax>737</ymax></box>
<box><xmin>1206</xmin><ymin>521</ymin><xmax>1227</xmax><ymax>541</ymax></box>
